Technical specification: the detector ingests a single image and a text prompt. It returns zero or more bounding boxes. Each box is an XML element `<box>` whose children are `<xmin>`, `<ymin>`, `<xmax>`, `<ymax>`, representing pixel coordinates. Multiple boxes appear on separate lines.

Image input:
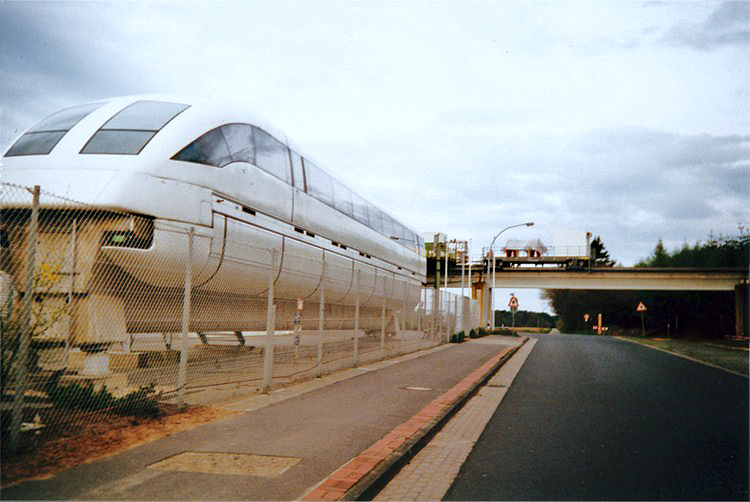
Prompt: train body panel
<box><xmin>1</xmin><ymin>96</ymin><xmax>426</xmax><ymax>346</ymax></box>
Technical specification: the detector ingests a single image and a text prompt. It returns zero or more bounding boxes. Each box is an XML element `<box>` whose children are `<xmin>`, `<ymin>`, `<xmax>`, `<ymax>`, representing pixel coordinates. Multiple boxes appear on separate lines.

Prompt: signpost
<box><xmin>637</xmin><ymin>301</ymin><xmax>647</xmax><ymax>337</ymax></box>
<box><xmin>509</xmin><ymin>293</ymin><xmax>519</xmax><ymax>329</ymax></box>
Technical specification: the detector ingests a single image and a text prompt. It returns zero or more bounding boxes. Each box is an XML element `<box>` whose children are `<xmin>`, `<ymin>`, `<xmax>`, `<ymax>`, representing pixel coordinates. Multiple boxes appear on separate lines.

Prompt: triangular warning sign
<box><xmin>637</xmin><ymin>302</ymin><xmax>647</xmax><ymax>312</ymax></box>
<box><xmin>508</xmin><ymin>296</ymin><xmax>519</xmax><ymax>308</ymax></box>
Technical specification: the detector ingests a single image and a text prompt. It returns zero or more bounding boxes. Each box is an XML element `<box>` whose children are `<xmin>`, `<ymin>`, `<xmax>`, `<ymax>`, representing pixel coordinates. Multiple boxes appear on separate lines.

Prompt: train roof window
<box><xmin>5</xmin><ymin>131</ymin><xmax>67</xmax><ymax>157</ymax></box>
<box><xmin>81</xmin><ymin>130</ymin><xmax>157</xmax><ymax>155</ymax></box>
<box><xmin>81</xmin><ymin>100</ymin><xmax>189</xmax><ymax>155</ymax></box>
<box><xmin>5</xmin><ymin>101</ymin><xmax>103</xmax><ymax>156</ymax></box>
<box><xmin>102</xmin><ymin>101</ymin><xmax>189</xmax><ymax>130</ymax></box>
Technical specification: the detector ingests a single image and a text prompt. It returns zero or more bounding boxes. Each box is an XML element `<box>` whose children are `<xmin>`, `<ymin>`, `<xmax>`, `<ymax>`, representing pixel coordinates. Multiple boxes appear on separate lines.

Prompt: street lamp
<box><xmin>487</xmin><ymin>221</ymin><xmax>534</xmax><ymax>329</ymax></box>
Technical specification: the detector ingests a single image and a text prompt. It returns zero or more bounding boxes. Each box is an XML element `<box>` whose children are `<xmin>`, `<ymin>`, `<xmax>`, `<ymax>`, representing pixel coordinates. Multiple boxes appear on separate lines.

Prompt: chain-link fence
<box><xmin>1</xmin><ymin>182</ymin><xmax>479</xmax><ymax>454</ymax></box>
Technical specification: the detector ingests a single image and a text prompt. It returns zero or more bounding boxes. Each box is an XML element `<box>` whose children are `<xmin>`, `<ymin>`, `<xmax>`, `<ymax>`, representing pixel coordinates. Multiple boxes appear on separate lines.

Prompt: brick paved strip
<box><xmin>301</xmin><ymin>338</ymin><xmax>527</xmax><ymax>501</ymax></box>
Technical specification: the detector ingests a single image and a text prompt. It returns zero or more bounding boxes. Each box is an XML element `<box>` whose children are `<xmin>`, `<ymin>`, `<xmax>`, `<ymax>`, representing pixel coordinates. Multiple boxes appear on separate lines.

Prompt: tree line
<box><xmin>494</xmin><ymin>310</ymin><xmax>559</xmax><ymax>329</ymax></box>
<box><xmin>542</xmin><ymin>230</ymin><xmax>749</xmax><ymax>339</ymax></box>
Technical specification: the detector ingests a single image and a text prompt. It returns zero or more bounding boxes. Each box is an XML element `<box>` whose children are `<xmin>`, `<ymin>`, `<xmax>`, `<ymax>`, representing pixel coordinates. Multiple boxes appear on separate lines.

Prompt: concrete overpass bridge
<box><xmin>425</xmin><ymin>257</ymin><xmax>749</xmax><ymax>336</ymax></box>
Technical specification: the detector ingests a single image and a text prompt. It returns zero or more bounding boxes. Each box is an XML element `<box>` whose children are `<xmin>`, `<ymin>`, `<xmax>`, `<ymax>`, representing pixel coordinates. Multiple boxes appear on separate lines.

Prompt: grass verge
<box><xmin>619</xmin><ymin>337</ymin><xmax>748</xmax><ymax>377</ymax></box>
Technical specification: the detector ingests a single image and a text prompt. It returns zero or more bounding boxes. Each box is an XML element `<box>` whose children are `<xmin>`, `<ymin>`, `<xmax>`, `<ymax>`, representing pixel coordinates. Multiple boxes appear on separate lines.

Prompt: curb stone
<box><xmin>302</xmin><ymin>336</ymin><xmax>528</xmax><ymax>501</ymax></box>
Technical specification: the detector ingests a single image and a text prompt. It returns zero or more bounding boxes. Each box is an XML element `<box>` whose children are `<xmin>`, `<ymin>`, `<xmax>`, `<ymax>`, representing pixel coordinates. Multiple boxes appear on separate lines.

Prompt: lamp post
<box><xmin>487</xmin><ymin>221</ymin><xmax>534</xmax><ymax>329</ymax></box>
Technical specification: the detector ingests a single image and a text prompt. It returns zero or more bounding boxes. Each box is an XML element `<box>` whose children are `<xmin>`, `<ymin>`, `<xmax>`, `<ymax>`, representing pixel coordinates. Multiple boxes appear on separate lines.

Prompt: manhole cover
<box><xmin>149</xmin><ymin>452</ymin><xmax>301</xmax><ymax>477</ymax></box>
<box><xmin>404</xmin><ymin>386</ymin><xmax>432</xmax><ymax>392</ymax></box>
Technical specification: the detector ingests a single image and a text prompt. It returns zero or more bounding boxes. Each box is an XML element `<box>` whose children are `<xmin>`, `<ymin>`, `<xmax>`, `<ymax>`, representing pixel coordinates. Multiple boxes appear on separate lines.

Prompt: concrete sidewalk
<box><xmin>2</xmin><ymin>336</ymin><xmax>524</xmax><ymax>501</ymax></box>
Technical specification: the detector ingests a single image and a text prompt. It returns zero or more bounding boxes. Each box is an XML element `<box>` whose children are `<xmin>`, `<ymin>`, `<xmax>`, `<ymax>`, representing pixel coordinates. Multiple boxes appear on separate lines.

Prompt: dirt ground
<box><xmin>1</xmin><ymin>404</ymin><xmax>240</xmax><ymax>488</ymax></box>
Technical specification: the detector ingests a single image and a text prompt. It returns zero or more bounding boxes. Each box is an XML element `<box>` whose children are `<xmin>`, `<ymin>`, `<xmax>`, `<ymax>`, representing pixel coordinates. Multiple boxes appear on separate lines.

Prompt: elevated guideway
<box><xmin>425</xmin><ymin>257</ymin><xmax>749</xmax><ymax>336</ymax></box>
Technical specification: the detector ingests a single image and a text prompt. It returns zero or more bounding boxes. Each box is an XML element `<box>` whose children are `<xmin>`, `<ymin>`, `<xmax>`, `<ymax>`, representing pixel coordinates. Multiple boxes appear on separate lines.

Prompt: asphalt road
<box><xmin>444</xmin><ymin>334</ymin><xmax>749</xmax><ymax>501</ymax></box>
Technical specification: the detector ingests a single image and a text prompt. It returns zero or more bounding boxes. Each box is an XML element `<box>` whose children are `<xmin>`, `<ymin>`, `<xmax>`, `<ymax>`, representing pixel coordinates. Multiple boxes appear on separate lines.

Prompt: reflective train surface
<box><xmin>1</xmin><ymin>96</ymin><xmax>425</xmax><ymax>347</ymax></box>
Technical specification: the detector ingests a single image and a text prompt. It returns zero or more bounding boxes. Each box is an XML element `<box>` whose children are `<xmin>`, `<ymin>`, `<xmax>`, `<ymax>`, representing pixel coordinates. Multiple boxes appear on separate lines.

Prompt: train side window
<box><xmin>351</xmin><ymin>192</ymin><xmax>370</xmax><ymax>227</ymax></box>
<box><xmin>253</xmin><ymin>127</ymin><xmax>291</xmax><ymax>183</ymax></box>
<box><xmin>5</xmin><ymin>101</ymin><xmax>104</xmax><ymax>156</ymax></box>
<box><xmin>305</xmin><ymin>161</ymin><xmax>334</xmax><ymax>206</ymax></box>
<box><xmin>381</xmin><ymin>213</ymin><xmax>395</xmax><ymax>240</ymax></box>
<box><xmin>291</xmin><ymin>151</ymin><xmax>305</xmax><ymax>190</ymax></box>
<box><xmin>221</xmin><ymin>123</ymin><xmax>255</xmax><ymax>164</ymax></box>
<box><xmin>331</xmin><ymin>178</ymin><xmax>353</xmax><ymax>217</ymax></box>
<box><xmin>392</xmin><ymin>221</ymin><xmax>404</xmax><ymax>242</ymax></box>
<box><xmin>172</xmin><ymin>127</ymin><xmax>232</xmax><ymax>167</ymax></box>
<box><xmin>367</xmin><ymin>202</ymin><xmax>383</xmax><ymax>234</ymax></box>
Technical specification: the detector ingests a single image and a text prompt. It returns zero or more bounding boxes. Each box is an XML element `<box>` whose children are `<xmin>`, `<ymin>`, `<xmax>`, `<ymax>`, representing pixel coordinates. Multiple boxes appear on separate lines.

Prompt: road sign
<box><xmin>508</xmin><ymin>295</ymin><xmax>519</xmax><ymax>309</ymax></box>
<box><xmin>637</xmin><ymin>302</ymin><xmax>647</xmax><ymax>336</ymax></box>
<box><xmin>297</xmin><ymin>298</ymin><xmax>304</xmax><ymax>311</ymax></box>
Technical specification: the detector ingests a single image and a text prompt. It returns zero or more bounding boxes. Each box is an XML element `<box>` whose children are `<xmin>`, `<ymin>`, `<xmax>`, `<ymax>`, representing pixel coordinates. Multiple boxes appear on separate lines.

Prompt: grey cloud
<box><xmin>662</xmin><ymin>134</ymin><xmax>749</xmax><ymax>168</ymax></box>
<box><xmin>0</xmin><ymin>3</ymin><xmax>158</xmax><ymax>148</ymax></box>
<box><xmin>661</xmin><ymin>1</ymin><xmax>750</xmax><ymax>50</ymax></box>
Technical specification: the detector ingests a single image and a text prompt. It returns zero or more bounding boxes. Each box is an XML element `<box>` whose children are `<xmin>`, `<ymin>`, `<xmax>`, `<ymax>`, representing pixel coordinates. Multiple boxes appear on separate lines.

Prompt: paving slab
<box><xmin>2</xmin><ymin>337</ymin><xmax>522</xmax><ymax>501</ymax></box>
<box><xmin>373</xmin><ymin>338</ymin><xmax>537</xmax><ymax>501</ymax></box>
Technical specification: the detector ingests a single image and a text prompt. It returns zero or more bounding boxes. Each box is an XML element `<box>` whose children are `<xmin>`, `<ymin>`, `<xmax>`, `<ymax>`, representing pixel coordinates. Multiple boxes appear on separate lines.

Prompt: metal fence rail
<box><xmin>1</xmin><ymin>182</ymin><xmax>479</xmax><ymax>455</ymax></box>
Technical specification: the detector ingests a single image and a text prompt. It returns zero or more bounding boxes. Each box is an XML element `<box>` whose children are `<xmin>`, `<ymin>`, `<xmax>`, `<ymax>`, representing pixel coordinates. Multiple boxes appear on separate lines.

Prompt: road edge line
<box><xmin>615</xmin><ymin>337</ymin><xmax>748</xmax><ymax>379</ymax></box>
<box><xmin>300</xmin><ymin>337</ymin><xmax>528</xmax><ymax>501</ymax></box>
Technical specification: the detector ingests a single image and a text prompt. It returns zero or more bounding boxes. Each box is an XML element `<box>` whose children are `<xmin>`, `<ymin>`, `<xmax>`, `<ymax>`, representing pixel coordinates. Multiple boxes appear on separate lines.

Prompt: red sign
<box><xmin>637</xmin><ymin>302</ymin><xmax>647</xmax><ymax>312</ymax></box>
<box><xmin>508</xmin><ymin>295</ymin><xmax>519</xmax><ymax>309</ymax></box>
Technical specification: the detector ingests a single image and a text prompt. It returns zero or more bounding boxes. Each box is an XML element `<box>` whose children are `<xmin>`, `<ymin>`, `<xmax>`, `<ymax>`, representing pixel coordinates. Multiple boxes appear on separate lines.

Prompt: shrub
<box><xmin>47</xmin><ymin>381</ymin><xmax>115</xmax><ymax>411</ymax></box>
<box><xmin>46</xmin><ymin>382</ymin><xmax>161</xmax><ymax>418</ymax></box>
<box><xmin>111</xmin><ymin>384</ymin><xmax>160</xmax><ymax>418</ymax></box>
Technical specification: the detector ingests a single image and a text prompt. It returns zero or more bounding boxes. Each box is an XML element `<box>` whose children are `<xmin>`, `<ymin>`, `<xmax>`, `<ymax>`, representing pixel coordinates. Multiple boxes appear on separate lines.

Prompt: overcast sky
<box><xmin>1</xmin><ymin>1</ymin><xmax>748</xmax><ymax>312</ymax></box>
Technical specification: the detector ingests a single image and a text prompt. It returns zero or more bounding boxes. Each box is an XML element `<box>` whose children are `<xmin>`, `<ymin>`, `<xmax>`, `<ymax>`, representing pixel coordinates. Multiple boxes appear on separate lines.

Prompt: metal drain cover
<box><xmin>149</xmin><ymin>452</ymin><xmax>301</xmax><ymax>477</ymax></box>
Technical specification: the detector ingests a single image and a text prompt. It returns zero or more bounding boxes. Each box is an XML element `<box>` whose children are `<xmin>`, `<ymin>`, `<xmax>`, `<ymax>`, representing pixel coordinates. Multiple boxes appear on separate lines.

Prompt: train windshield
<box><xmin>4</xmin><ymin>102</ymin><xmax>105</xmax><ymax>156</ymax></box>
<box><xmin>81</xmin><ymin>101</ymin><xmax>189</xmax><ymax>155</ymax></box>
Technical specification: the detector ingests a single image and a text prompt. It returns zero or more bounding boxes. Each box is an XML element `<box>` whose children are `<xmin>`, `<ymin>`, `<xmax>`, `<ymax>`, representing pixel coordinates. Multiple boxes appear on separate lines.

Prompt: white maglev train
<box><xmin>1</xmin><ymin>96</ymin><xmax>426</xmax><ymax>346</ymax></box>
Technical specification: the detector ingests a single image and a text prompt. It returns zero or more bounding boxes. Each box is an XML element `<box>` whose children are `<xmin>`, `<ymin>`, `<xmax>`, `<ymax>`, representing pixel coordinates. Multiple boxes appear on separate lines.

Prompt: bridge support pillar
<box><xmin>736</xmin><ymin>284</ymin><xmax>748</xmax><ymax>338</ymax></box>
<box><xmin>473</xmin><ymin>281</ymin><xmax>488</xmax><ymax>327</ymax></box>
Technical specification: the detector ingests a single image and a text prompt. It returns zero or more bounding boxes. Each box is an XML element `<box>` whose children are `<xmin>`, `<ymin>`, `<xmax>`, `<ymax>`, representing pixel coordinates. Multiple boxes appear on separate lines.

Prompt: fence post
<box><xmin>262</xmin><ymin>248</ymin><xmax>276</xmax><ymax>393</ymax></box>
<box><xmin>317</xmin><ymin>261</ymin><xmax>326</xmax><ymax>378</ymax></box>
<box><xmin>453</xmin><ymin>295</ymin><xmax>458</xmax><ymax>335</ymax></box>
<box><xmin>9</xmin><ymin>185</ymin><xmax>40</xmax><ymax>454</ymax></box>
<box><xmin>380</xmin><ymin>297</ymin><xmax>386</xmax><ymax>359</ymax></box>
<box><xmin>65</xmin><ymin>217</ymin><xmax>77</xmax><ymax>367</ymax></box>
<box><xmin>353</xmin><ymin>269</ymin><xmax>360</xmax><ymax>367</ymax></box>
<box><xmin>417</xmin><ymin>288</ymin><xmax>423</xmax><ymax>332</ymax></box>
<box><xmin>177</xmin><ymin>226</ymin><xmax>194</xmax><ymax>411</ymax></box>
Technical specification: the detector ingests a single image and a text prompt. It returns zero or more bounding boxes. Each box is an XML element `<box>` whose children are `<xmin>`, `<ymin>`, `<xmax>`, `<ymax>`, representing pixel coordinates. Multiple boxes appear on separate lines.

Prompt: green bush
<box><xmin>47</xmin><ymin>381</ymin><xmax>115</xmax><ymax>411</ymax></box>
<box><xmin>111</xmin><ymin>384</ymin><xmax>160</xmax><ymax>418</ymax></box>
<box><xmin>46</xmin><ymin>382</ymin><xmax>160</xmax><ymax>418</ymax></box>
<box><xmin>450</xmin><ymin>331</ymin><xmax>466</xmax><ymax>343</ymax></box>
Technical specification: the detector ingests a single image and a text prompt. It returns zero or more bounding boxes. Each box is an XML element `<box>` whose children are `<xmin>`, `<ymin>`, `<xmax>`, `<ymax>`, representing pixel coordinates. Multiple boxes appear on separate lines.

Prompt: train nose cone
<box><xmin>1</xmin><ymin>167</ymin><xmax>118</xmax><ymax>205</ymax></box>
